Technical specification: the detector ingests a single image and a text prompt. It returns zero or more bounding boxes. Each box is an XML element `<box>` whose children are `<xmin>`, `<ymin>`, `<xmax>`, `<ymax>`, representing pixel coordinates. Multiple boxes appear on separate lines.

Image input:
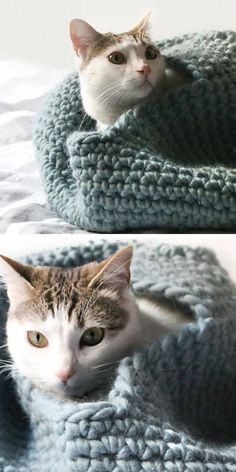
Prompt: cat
<box><xmin>0</xmin><ymin>246</ymin><xmax>194</xmax><ymax>398</ymax></box>
<box><xmin>70</xmin><ymin>14</ymin><xmax>192</xmax><ymax>129</ymax></box>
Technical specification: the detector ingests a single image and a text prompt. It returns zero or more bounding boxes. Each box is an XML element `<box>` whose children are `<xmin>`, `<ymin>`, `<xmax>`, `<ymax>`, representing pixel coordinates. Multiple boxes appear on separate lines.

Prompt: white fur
<box><xmin>78</xmin><ymin>40</ymin><xmax>165</xmax><ymax>127</ymax></box>
<box><xmin>6</xmin><ymin>289</ymin><xmax>141</xmax><ymax>397</ymax></box>
<box><xmin>6</xmin><ymin>290</ymin><xmax>192</xmax><ymax>397</ymax></box>
<box><xmin>136</xmin><ymin>297</ymin><xmax>190</xmax><ymax>336</ymax></box>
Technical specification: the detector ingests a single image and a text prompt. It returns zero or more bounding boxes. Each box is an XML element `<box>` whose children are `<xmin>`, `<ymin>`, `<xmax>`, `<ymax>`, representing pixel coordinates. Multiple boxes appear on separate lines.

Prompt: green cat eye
<box><xmin>80</xmin><ymin>327</ymin><xmax>104</xmax><ymax>347</ymax></box>
<box><xmin>27</xmin><ymin>331</ymin><xmax>48</xmax><ymax>348</ymax></box>
<box><xmin>145</xmin><ymin>46</ymin><xmax>159</xmax><ymax>60</ymax></box>
<box><xmin>108</xmin><ymin>51</ymin><xmax>126</xmax><ymax>65</ymax></box>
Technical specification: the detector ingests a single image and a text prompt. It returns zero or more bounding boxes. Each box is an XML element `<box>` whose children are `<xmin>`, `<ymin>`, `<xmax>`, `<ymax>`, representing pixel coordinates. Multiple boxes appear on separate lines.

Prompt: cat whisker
<box><xmin>0</xmin><ymin>373</ymin><xmax>13</xmax><ymax>382</ymax></box>
<box><xmin>92</xmin><ymin>360</ymin><xmax>117</xmax><ymax>371</ymax></box>
<box><xmin>98</xmin><ymin>93</ymin><xmax>119</xmax><ymax>108</ymax></box>
<box><xmin>96</xmin><ymin>78</ymin><xmax>125</xmax><ymax>96</ymax></box>
<box><xmin>0</xmin><ymin>343</ymin><xmax>8</xmax><ymax>350</ymax></box>
<box><xmin>0</xmin><ymin>367</ymin><xmax>12</xmax><ymax>374</ymax></box>
<box><xmin>0</xmin><ymin>364</ymin><xmax>13</xmax><ymax>370</ymax></box>
<box><xmin>97</xmin><ymin>80</ymin><xmax>134</xmax><ymax>107</ymax></box>
<box><xmin>0</xmin><ymin>361</ymin><xmax>15</xmax><ymax>368</ymax></box>
<box><xmin>98</xmin><ymin>76</ymin><xmax>137</xmax><ymax>95</ymax></box>
<box><xmin>0</xmin><ymin>361</ymin><xmax>14</xmax><ymax>368</ymax></box>
<box><xmin>97</xmin><ymin>77</ymin><xmax>144</xmax><ymax>107</ymax></box>
<box><xmin>0</xmin><ymin>364</ymin><xmax>19</xmax><ymax>381</ymax></box>
<box><xmin>100</xmin><ymin>87</ymin><xmax>133</xmax><ymax>107</ymax></box>
<box><xmin>95</xmin><ymin>366</ymin><xmax>116</xmax><ymax>376</ymax></box>
<box><xmin>78</xmin><ymin>112</ymin><xmax>92</xmax><ymax>132</ymax></box>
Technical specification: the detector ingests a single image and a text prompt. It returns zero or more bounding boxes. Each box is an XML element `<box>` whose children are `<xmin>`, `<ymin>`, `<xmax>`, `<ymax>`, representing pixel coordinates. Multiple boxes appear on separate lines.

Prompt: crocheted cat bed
<box><xmin>34</xmin><ymin>31</ymin><xmax>236</xmax><ymax>233</ymax></box>
<box><xmin>0</xmin><ymin>241</ymin><xmax>236</xmax><ymax>472</ymax></box>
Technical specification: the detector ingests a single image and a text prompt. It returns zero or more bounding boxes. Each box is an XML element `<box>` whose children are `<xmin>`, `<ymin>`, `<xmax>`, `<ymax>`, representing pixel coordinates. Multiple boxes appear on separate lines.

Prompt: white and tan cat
<box><xmin>70</xmin><ymin>14</ymin><xmax>192</xmax><ymax>129</ymax></box>
<box><xmin>0</xmin><ymin>247</ymin><xmax>193</xmax><ymax>397</ymax></box>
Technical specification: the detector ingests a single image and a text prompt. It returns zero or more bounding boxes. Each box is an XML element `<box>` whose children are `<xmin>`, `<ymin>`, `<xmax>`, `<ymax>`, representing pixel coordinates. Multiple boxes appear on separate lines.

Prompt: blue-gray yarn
<box><xmin>0</xmin><ymin>240</ymin><xmax>236</xmax><ymax>472</ymax></box>
<box><xmin>34</xmin><ymin>31</ymin><xmax>236</xmax><ymax>233</ymax></box>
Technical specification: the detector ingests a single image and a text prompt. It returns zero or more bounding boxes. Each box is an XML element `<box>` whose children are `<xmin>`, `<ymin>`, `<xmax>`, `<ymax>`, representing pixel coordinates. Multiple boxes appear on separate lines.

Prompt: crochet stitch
<box><xmin>0</xmin><ymin>240</ymin><xmax>236</xmax><ymax>472</ymax></box>
<box><xmin>34</xmin><ymin>31</ymin><xmax>236</xmax><ymax>232</ymax></box>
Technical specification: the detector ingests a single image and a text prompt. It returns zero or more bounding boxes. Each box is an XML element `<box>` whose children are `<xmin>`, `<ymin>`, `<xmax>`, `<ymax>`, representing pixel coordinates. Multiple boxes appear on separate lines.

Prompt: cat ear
<box><xmin>88</xmin><ymin>246</ymin><xmax>133</xmax><ymax>294</ymax></box>
<box><xmin>70</xmin><ymin>19</ymin><xmax>102</xmax><ymax>58</ymax></box>
<box><xmin>129</xmin><ymin>12</ymin><xmax>151</xmax><ymax>35</ymax></box>
<box><xmin>0</xmin><ymin>255</ymin><xmax>35</xmax><ymax>308</ymax></box>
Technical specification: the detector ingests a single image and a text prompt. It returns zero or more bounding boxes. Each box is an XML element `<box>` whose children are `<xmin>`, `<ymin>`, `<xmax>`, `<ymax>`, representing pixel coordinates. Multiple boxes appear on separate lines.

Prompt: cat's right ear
<box><xmin>0</xmin><ymin>255</ymin><xmax>35</xmax><ymax>308</ymax></box>
<box><xmin>70</xmin><ymin>19</ymin><xmax>101</xmax><ymax>58</ymax></box>
<box><xmin>88</xmin><ymin>246</ymin><xmax>133</xmax><ymax>295</ymax></box>
<box><xmin>129</xmin><ymin>12</ymin><xmax>151</xmax><ymax>35</ymax></box>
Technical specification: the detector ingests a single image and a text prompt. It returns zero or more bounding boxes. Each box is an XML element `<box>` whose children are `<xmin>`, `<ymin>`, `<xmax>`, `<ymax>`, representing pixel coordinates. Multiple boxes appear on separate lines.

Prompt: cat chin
<box><xmin>45</xmin><ymin>382</ymin><xmax>111</xmax><ymax>400</ymax></box>
<box><xmin>33</xmin><ymin>362</ymin><xmax>119</xmax><ymax>398</ymax></box>
<box><xmin>34</xmin><ymin>369</ymin><xmax>113</xmax><ymax>398</ymax></box>
<box><xmin>54</xmin><ymin>385</ymin><xmax>89</xmax><ymax>398</ymax></box>
<box><xmin>41</xmin><ymin>378</ymin><xmax>105</xmax><ymax>399</ymax></box>
<box><xmin>131</xmin><ymin>82</ymin><xmax>154</xmax><ymax>100</ymax></box>
<box><xmin>35</xmin><ymin>381</ymin><xmax>91</xmax><ymax>398</ymax></box>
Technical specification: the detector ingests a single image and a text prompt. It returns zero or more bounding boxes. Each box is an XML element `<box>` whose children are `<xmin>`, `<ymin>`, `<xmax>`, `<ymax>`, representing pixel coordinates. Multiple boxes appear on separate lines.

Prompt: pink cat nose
<box><xmin>137</xmin><ymin>64</ymin><xmax>150</xmax><ymax>77</ymax></box>
<box><xmin>56</xmin><ymin>369</ymin><xmax>74</xmax><ymax>382</ymax></box>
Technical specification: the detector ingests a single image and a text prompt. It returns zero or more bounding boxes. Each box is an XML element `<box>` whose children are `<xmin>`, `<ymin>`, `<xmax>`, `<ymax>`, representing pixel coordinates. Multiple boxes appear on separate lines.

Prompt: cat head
<box><xmin>0</xmin><ymin>246</ymin><xmax>193</xmax><ymax>398</ymax></box>
<box><xmin>69</xmin><ymin>14</ymin><xmax>165</xmax><ymax>125</ymax></box>
<box><xmin>0</xmin><ymin>246</ymin><xmax>138</xmax><ymax>397</ymax></box>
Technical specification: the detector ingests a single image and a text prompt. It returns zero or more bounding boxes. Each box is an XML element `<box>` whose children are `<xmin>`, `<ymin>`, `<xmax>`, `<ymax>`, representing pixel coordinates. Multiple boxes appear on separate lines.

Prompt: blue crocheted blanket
<box><xmin>34</xmin><ymin>31</ymin><xmax>236</xmax><ymax>232</ymax></box>
<box><xmin>0</xmin><ymin>241</ymin><xmax>236</xmax><ymax>471</ymax></box>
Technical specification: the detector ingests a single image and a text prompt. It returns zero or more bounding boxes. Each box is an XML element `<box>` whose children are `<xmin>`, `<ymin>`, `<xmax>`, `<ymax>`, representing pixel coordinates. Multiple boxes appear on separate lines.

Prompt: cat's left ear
<box><xmin>0</xmin><ymin>255</ymin><xmax>35</xmax><ymax>308</ymax></box>
<box><xmin>70</xmin><ymin>19</ymin><xmax>102</xmax><ymax>58</ymax></box>
<box><xmin>129</xmin><ymin>12</ymin><xmax>151</xmax><ymax>35</ymax></box>
<box><xmin>88</xmin><ymin>246</ymin><xmax>133</xmax><ymax>294</ymax></box>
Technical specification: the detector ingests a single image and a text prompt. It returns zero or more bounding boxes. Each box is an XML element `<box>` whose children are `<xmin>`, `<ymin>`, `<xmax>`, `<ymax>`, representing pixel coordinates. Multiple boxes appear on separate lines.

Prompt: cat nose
<box><xmin>56</xmin><ymin>369</ymin><xmax>74</xmax><ymax>382</ymax></box>
<box><xmin>137</xmin><ymin>64</ymin><xmax>150</xmax><ymax>77</ymax></box>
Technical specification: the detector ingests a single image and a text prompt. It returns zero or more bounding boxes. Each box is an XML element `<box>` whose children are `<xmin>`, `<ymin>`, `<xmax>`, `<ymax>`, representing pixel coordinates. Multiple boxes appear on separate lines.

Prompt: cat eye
<box><xmin>145</xmin><ymin>46</ymin><xmax>159</xmax><ymax>60</ymax></box>
<box><xmin>108</xmin><ymin>52</ymin><xmax>126</xmax><ymax>65</ymax></box>
<box><xmin>27</xmin><ymin>331</ymin><xmax>48</xmax><ymax>348</ymax></box>
<box><xmin>80</xmin><ymin>327</ymin><xmax>104</xmax><ymax>347</ymax></box>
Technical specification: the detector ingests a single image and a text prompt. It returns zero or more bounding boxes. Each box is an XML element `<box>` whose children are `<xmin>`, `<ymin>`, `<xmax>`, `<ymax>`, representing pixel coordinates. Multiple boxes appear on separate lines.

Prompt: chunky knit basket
<box><xmin>34</xmin><ymin>31</ymin><xmax>236</xmax><ymax>233</ymax></box>
<box><xmin>0</xmin><ymin>241</ymin><xmax>236</xmax><ymax>472</ymax></box>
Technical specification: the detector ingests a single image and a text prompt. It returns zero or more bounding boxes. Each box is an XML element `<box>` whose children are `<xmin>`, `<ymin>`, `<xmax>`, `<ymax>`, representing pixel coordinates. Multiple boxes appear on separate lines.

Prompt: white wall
<box><xmin>1</xmin><ymin>0</ymin><xmax>236</xmax><ymax>68</ymax></box>
<box><xmin>0</xmin><ymin>235</ymin><xmax>236</xmax><ymax>283</ymax></box>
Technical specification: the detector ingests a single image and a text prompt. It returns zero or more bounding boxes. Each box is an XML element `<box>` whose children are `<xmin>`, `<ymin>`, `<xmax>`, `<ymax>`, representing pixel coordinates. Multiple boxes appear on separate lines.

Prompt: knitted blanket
<box><xmin>34</xmin><ymin>31</ymin><xmax>236</xmax><ymax>233</ymax></box>
<box><xmin>0</xmin><ymin>241</ymin><xmax>236</xmax><ymax>472</ymax></box>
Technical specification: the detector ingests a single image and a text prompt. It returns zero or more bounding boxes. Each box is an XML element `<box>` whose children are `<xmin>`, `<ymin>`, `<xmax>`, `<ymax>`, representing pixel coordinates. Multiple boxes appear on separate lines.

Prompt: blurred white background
<box><xmin>0</xmin><ymin>0</ymin><xmax>236</xmax><ymax>68</ymax></box>
<box><xmin>0</xmin><ymin>235</ymin><xmax>236</xmax><ymax>282</ymax></box>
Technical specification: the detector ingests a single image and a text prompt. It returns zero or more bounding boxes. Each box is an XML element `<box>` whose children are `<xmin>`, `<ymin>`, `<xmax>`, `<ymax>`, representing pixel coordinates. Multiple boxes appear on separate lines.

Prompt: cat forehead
<box><xmin>84</xmin><ymin>32</ymin><xmax>151</xmax><ymax>64</ymax></box>
<box><xmin>106</xmin><ymin>40</ymin><xmax>149</xmax><ymax>56</ymax></box>
<box><xmin>40</xmin><ymin>287</ymin><xmax>122</xmax><ymax>326</ymax></box>
<box><xmin>97</xmin><ymin>31</ymin><xmax>149</xmax><ymax>50</ymax></box>
<box><xmin>10</xmin><ymin>282</ymin><xmax>128</xmax><ymax>330</ymax></box>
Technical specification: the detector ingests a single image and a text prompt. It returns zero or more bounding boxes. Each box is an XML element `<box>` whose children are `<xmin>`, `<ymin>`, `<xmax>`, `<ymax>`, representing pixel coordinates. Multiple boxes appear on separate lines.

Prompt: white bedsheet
<box><xmin>0</xmin><ymin>60</ymin><xmax>88</xmax><ymax>234</ymax></box>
